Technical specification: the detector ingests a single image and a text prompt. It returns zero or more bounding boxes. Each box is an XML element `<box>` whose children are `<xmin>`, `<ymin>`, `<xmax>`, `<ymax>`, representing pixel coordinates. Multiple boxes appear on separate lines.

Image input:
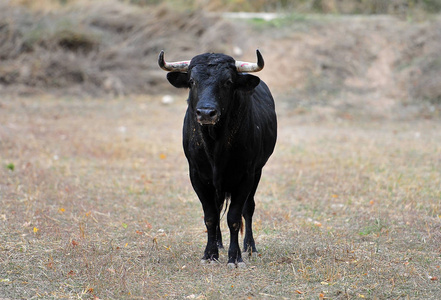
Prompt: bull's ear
<box><xmin>236</xmin><ymin>74</ymin><xmax>260</xmax><ymax>91</ymax></box>
<box><xmin>167</xmin><ymin>72</ymin><xmax>188</xmax><ymax>88</ymax></box>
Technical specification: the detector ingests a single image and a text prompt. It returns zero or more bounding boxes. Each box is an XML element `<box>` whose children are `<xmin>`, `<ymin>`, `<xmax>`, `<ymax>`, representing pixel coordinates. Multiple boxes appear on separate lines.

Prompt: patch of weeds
<box><xmin>21</xmin><ymin>16</ymin><xmax>100</xmax><ymax>53</ymax></box>
<box><xmin>55</xmin><ymin>29</ymin><xmax>99</xmax><ymax>53</ymax></box>
<box><xmin>262</xmin><ymin>227</ymin><xmax>279</xmax><ymax>235</ymax></box>
<box><xmin>6</xmin><ymin>163</ymin><xmax>15</xmax><ymax>171</ymax></box>
<box><xmin>358</xmin><ymin>219</ymin><xmax>385</xmax><ymax>236</ymax></box>
<box><xmin>22</xmin><ymin>23</ymin><xmax>48</xmax><ymax>51</ymax></box>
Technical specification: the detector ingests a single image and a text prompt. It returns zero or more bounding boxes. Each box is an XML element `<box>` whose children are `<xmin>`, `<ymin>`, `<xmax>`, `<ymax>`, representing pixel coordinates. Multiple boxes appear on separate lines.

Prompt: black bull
<box><xmin>159</xmin><ymin>50</ymin><xmax>277</xmax><ymax>268</ymax></box>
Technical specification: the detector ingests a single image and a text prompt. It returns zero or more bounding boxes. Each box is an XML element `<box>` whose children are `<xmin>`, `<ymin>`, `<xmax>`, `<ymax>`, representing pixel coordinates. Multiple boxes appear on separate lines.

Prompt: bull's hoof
<box><xmin>243</xmin><ymin>251</ymin><xmax>259</xmax><ymax>258</ymax></box>
<box><xmin>227</xmin><ymin>261</ymin><xmax>246</xmax><ymax>269</ymax></box>
<box><xmin>209</xmin><ymin>259</ymin><xmax>220</xmax><ymax>265</ymax></box>
<box><xmin>201</xmin><ymin>258</ymin><xmax>220</xmax><ymax>265</ymax></box>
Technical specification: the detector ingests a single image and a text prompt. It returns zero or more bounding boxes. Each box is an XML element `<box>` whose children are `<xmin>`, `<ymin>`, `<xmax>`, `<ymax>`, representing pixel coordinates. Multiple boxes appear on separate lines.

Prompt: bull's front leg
<box><xmin>201</xmin><ymin>190</ymin><xmax>226</xmax><ymax>262</ymax></box>
<box><xmin>201</xmin><ymin>204</ymin><xmax>220</xmax><ymax>263</ymax></box>
<box><xmin>227</xmin><ymin>199</ymin><xmax>246</xmax><ymax>268</ymax></box>
<box><xmin>189</xmin><ymin>171</ymin><xmax>220</xmax><ymax>263</ymax></box>
<box><xmin>227</xmin><ymin>180</ymin><xmax>253</xmax><ymax>268</ymax></box>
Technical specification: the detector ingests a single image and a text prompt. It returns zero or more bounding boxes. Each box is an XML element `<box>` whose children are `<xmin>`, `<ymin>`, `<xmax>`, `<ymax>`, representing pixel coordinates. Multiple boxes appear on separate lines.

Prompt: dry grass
<box><xmin>1</xmin><ymin>94</ymin><xmax>440</xmax><ymax>299</ymax></box>
<box><xmin>1</xmin><ymin>2</ymin><xmax>440</xmax><ymax>299</ymax></box>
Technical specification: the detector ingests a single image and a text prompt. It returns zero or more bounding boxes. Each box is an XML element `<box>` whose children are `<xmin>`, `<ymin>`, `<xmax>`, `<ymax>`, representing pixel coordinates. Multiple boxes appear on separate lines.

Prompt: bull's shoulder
<box><xmin>251</xmin><ymin>80</ymin><xmax>275</xmax><ymax>108</ymax></box>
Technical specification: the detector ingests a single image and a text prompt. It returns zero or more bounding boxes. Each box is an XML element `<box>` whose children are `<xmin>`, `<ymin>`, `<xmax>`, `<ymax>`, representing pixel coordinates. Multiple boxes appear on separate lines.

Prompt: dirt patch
<box><xmin>255</xmin><ymin>15</ymin><xmax>441</xmax><ymax>117</ymax></box>
<box><xmin>1</xmin><ymin>2</ymin><xmax>441</xmax><ymax>118</ymax></box>
<box><xmin>0</xmin><ymin>2</ymin><xmax>237</xmax><ymax>96</ymax></box>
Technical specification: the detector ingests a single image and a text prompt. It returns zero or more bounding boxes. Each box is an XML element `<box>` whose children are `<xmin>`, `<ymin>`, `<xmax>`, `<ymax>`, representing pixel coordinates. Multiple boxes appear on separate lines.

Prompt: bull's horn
<box><xmin>158</xmin><ymin>50</ymin><xmax>190</xmax><ymax>72</ymax></box>
<box><xmin>235</xmin><ymin>49</ymin><xmax>264</xmax><ymax>73</ymax></box>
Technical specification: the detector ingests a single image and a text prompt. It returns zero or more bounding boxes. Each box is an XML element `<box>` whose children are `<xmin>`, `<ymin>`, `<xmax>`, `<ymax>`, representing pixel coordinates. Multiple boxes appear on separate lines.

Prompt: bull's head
<box><xmin>159</xmin><ymin>50</ymin><xmax>264</xmax><ymax>125</ymax></box>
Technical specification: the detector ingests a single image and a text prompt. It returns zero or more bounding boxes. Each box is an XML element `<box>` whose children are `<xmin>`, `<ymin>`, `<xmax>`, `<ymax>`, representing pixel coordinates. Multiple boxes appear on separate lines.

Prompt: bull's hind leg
<box><xmin>215</xmin><ymin>191</ymin><xmax>225</xmax><ymax>249</ymax></box>
<box><xmin>242</xmin><ymin>171</ymin><xmax>261</xmax><ymax>255</ymax></box>
<box><xmin>216</xmin><ymin>222</ymin><xmax>224</xmax><ymax>249</ymax></box>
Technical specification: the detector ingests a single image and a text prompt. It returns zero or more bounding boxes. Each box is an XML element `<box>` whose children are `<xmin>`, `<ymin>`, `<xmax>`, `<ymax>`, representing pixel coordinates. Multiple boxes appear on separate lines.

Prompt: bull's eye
<box><xmin>224</xmin><ymin>79</ymin><xmax>233</xmax><ymax>87</ymax></box>
<box><xmin>189</xmin><ymin>78</ymin><xmax>195</xmax><ymax>88</ymax></box>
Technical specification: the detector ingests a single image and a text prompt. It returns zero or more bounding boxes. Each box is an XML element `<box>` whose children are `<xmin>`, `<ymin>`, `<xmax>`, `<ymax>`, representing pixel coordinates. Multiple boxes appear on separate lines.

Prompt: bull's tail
<box><xmin>220</xmin><ymin>193</ymin><xmax>243</xmax><ymax>235</ymax></box>
<box><xmin>220</xmin><ymin>193</ymin><xmax>230</xmax><ymax>221</ymax></box>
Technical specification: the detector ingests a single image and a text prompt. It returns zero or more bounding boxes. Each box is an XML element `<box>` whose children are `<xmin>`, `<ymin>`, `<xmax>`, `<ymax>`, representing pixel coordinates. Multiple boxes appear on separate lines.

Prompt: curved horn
<box><xmin>158</xmin><ymin>50</ymin><xmax>190</xmax><ymax>72</ymax></box>
<box><xmin>235</xmin><ymin>49</ymin><xmax>264</xmax><ymax>73</ymax></box>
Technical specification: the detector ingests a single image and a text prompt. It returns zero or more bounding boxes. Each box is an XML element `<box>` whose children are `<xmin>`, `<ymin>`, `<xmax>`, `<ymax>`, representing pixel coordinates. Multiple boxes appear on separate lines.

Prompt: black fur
<box><xmin>166</xmin><ymin>53</ymin><xmax>277</xmax><ymax>265</ymax></box>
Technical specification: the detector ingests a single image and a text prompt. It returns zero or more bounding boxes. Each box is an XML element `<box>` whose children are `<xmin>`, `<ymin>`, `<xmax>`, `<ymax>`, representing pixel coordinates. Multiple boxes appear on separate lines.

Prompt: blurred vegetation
<box><xmin>124</xmin><ymin>0</ymin><xmax>441</xmax><ymax>15</ymax></box>
<box><xmin>3</xmin><ymin>0</ymin><xmax>441</xmax><ymax>107</ymax></box>
<box><xmin>12</xmin><ymin>0</ymin><xmax>441</xmax><ymax>15</ymax></box>
<box><xmin>1</xmin><ymin>1</ymin><xmax>238</xmax><ymax>96</ymax></box>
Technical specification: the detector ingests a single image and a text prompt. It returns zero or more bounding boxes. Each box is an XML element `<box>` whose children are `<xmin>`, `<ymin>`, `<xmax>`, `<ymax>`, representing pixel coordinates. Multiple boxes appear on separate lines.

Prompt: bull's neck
<box><xmin>200</xmin><ymin>124</ymin><xmax>221</xmax><ymax>141</ymax></box>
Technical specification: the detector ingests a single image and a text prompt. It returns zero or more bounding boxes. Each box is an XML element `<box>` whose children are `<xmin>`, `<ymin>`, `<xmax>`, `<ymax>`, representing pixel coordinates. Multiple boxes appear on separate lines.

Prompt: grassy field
<box><xmin>1</xmin><ymin>95</ymin><xmax>440</xmax><ymax>299</ymax></box>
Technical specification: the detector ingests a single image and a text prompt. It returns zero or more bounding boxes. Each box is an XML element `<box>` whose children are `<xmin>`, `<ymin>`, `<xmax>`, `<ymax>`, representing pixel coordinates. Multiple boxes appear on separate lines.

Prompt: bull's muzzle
<box><xmin>196</xmin><ymin>108</ymin><xmax>220</xmax><ymax>125</ymax></box>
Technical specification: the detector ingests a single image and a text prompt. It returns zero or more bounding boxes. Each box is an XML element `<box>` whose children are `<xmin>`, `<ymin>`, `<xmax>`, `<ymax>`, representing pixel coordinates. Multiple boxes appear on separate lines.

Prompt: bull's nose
<box><xmin>196</xmin><ymin>108</ymin><xmax>219</xmax><ymax>124</ymax></box>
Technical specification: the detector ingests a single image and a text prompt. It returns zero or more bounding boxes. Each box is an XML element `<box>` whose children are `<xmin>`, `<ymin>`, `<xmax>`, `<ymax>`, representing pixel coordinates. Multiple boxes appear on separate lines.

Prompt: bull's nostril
<box><xmin>196</xmin><ymin>108</ymin><xmax>219</xmax><ymax>123</ymax></box>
